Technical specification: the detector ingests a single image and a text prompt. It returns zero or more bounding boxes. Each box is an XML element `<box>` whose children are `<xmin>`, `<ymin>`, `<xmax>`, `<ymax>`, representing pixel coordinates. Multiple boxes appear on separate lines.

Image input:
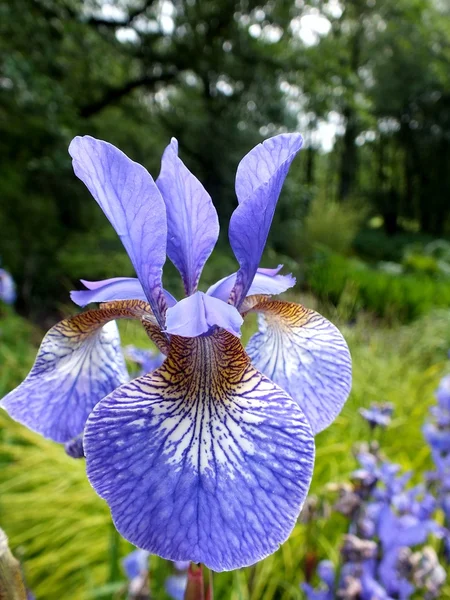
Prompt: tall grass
<box><xmin>0</xmin><ymin>305</ymin><xmax>449</xmax><ymax>598</ymax></box>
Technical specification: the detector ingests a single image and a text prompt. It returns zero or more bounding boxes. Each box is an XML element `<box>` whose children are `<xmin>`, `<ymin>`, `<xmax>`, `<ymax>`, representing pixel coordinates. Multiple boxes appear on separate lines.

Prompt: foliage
<box><xmin>301</xmin><ymin>195</ymin><xmax>366</xmax><ymax>257</ymax></box>
<box><xmin>306</xmin><ymin>251</ymin><xmax>450</xmax><ymax>323</ymax></box>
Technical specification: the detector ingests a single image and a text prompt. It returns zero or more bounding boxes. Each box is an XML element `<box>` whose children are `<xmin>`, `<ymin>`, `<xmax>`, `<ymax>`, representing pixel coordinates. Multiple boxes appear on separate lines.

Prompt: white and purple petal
<box><xmin>246</xmin><ymin>300</ymin><xmax>352</xmax><ymax>434</ymax></box>
<box><xmin>69</xmin><ymin>136</ymin><xmax>167</xmax><ymax>326</ymax></box>
<box><xmin>165</xmin><ymin>291</ymin><xmax>243</xmax><ymax>338</ymax></box>
<box><xmin>84</xmin><ymin>330</ymin><xmax>315</xmax><ymax>571</ymax></box>
<box><xmin>1</xmin><ymin>309</ymin><xmax>130</xmax><ymax>443</ymax></box>
<box><xmin>156</xmin><ymin>138</ymin><xmax>219</xmax><ymax>295</ymax></box>
<box><xmin>228</xmin><ymin>134</ymin><xmax>303</xmax><ymax>307</ymax></box>
<box><xmin>207</xmin><ymin>265</ymin><xmax>295</xmax><ymax>303</ymax></box>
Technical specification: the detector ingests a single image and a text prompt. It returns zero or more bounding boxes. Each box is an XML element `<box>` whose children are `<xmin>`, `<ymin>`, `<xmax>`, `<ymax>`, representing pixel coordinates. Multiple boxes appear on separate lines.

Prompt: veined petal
<box><xmin>0</xmin><ymin>303</ymin><xmax>151</xmax><ymax>442</ymax></box>
<box><xmin>71</xmin><ymin>278</ymin><xmax>177</xmax><ymax>308</ymax></box>
<box><xmin>165</xmin><ymin>291</ymin><xmax>243</xmax><ymax>338</ymax></box>
<box><xmin>84</xmin><ymin>330</ymin><xmax>315</xmax><ymax>571</ymax></box>
<box><xmin>69</xmin><ymin>136</ymin><xmax>167</xmax><ymax>327</ymax></box>
<box><xmin>229</xmin><ymin>134</ymin><xmax>303</xmax><ymax>307</ymax></box>
<box><xmin>156</xmin><ymin>138</ymin><xmax>219</xmax><ymax>295</ymax></box>
<box><xmin>207</xmin><ymin>265</ymin><xmax>295</xmax><ymax>302</ymax></box>
<box><xmin>246</xmin><ymin>300</ymin><xmax>352</xmax><ymax>434</ymax></box>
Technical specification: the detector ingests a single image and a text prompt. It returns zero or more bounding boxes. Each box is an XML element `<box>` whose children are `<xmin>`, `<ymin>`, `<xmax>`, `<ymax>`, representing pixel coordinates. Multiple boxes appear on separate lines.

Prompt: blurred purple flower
<box><xmin>64</xmin><ymin>434</ymin><xmax>85</xmax><ymax>459</ymax></box>
<box><xmin>122</xmin><ymin>549</ymin><xmax>150</xmax><ymax>581</ymax></box>
<box><xmin>0</xmin><ymin>268</ymin><xmax>15</xmax><ymax>304</ymax></box>
<box><xmin>165</xmin><ymin>574</ymin><xmax>188</xmax><ymax>600</ymax></box>
<box><xmin>302</xmin><ymin>560</ymin><xmax>334</xmax><ymax>600</ymax></box>
<box><xmin>124</xmin><ymin>345</ymin><xmax>165</xmax><ymax>376</ymax></box>
<box><xmin>435</xmin><ymin>375</ymin><xmax>450</xmax><ymax>412</ymax></box>
<box><xmin>359</xmin><ymin>402</ymin><xmax>393</xmax><ymax>430</ymax></box>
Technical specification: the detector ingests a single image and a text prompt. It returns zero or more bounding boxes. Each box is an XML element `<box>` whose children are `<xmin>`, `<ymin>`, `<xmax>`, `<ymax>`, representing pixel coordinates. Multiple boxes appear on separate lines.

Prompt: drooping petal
<box><xmin>0</xmin><ymin>301</ymin><xmax>151</xmax><ymax>442</ymax></box>
<box><xmin>165</xmin><ymin>291</ymin><xmax>243</xmax><ymax>338</ymax></box>
<box><xmin>69</xmin><ymin>136</ymin><xmax>167</xmax><ymax>326</ymax></box>
<box><xmin>207</xmin><ymin>265</ymin><xmax>295</xmax><ymax>302</ymax></box>
<box><xmin>84</xmin><ymin>330</ymin><xmax>315</xmax><ymax>571</ymax></box>
<box><xmin>229</xmin><ymin>134</ymin><xmax>303</xmax><ymax>307</ymax></box>
<box><xmin>246</xmin><ymin>300</ymin><xmax>351</xmax><ymax>434</ymax></box>
<box><xmin>71</xmin><ymin>277</ymin><xmax>147</xmax><ymax>306</ymax></box>
<box><xmin>71</xmin><ymin>278</ymin><xmax>177</xmax><ymax>308</ymax></box>
<box><xmin>156</xmin><ymin>138</ymin><xmax>219</xmax><ymax>295</ymax></box>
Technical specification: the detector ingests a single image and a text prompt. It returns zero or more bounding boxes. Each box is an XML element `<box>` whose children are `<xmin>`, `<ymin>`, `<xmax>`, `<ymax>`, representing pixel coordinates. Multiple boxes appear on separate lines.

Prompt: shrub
<box><xmin>306</xmin><ymin>251</ymin><xmax>450</xmax><ymax>322</ymax></box>
<box><xmin>302</xmin><ymin>196</ymin><xmax>366</xmax><ymax>257</ymax></box>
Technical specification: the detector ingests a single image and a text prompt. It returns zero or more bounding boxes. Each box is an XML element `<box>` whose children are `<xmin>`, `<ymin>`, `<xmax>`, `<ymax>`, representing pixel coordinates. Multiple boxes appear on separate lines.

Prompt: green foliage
<box><xmin>306</xmin><ymin>250</ymin><xmax>450</xmax><ymax>322</ymax></box>
<box><xmin>302</xmin><ymin>196</ymin><xmax>366</xmax><ymax>256</ymax></box>
<box><xmin>1</xmin><ymin>305</ymin><xmax>450</xmax><ymax>598</ymax></box>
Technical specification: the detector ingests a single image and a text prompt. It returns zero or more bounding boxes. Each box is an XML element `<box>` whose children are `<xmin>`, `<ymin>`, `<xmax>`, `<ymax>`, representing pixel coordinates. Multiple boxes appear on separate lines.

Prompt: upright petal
<box><xmin>207</xmin><ymin>265</ymin><xmax>295</xmax><ymax>302</ymax></box>
<box><xmin>229</xmin><ymin>134</ymin><xmax>303</xmax><ymax>307</ymax></box>
<box><xmin>246</xmin><ymin>300</ymin><xmax>351</xmax><ymax>434</ymax></box>
<box><xmin>69</xmin><ymin>136</ymin><xmax>167</xmax><ymax>326</ymax></box>
<box><xmin>84</xmin><ymin>330</ymin><xmax>315</xmax><ymax>571</ymax></box>
<box><xmin>0</xmin><ymin>301</ymin><xmax>150</xmax><ymax>442</ymax></box>
<box><xmin>156</xmin><ymin>138</ymin><xmax>219</xmax><ymax>295</ymax></box>
<box><xmin>165</xmin><ymin>291</ymin><xmax>243</xmax><ymax>338</ymax></box>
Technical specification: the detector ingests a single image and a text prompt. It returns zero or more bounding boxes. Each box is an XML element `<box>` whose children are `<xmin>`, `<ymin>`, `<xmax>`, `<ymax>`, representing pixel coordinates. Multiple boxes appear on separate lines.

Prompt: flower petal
<box><xmin>69</xmin><ymin>136</ymin><xmax>167</xmax><ymax>326</ymax></box>
<box><xmin>156</xmin><ymin>138</ymin><xmax>219</xmax><ymax>295</ymax></box>
<box><xmin>165</xmin><ymin>291</ymin><xmax>243</xmax><ymax>338</ymax></box>
<box><xmin>84</xmin><ymin>330</ymin><xmax>315</xmax><ymax>571</ymax></box>
<box><xmin>246</xmin><ymin>300</ymin><xmax>351</xmax><ymax>434</ymax></box>
<box><xmin>0</xmin><ymin>305</ymin><xmax>140</xmax><ymax>442</ymax></box>
<box><xmin>229</xmin><ymin>134</ymin><xmax>303</xmax><ymax>307</ymax></box>
<box><xmin>71</xmin><ymin>278</ymin><xmax>177</xmax><ymax>308</ymax></box>
<box><xmin>207</xmin><ymin>265</ymin><xmax>295</xmax><ymax>302</ymax></box>
<box><xmin>71</xmin><ymin>277</ymin><xmax>147</xmax><ymax>306</ymax></box>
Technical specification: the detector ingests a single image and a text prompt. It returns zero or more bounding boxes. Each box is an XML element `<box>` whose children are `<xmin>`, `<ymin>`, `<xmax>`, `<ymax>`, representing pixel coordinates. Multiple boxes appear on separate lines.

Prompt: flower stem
<box><xmin>184</xmin><ymin>563</ymin><xmax>205</xmax><ymax>600</ymax></box>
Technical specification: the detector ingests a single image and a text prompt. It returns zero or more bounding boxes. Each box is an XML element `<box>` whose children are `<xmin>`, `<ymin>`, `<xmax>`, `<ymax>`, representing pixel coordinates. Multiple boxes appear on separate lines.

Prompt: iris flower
<box><xmin>1</xmin><ymin>133</ymin><xmax>351</xmax><ymax>571</ymax></box>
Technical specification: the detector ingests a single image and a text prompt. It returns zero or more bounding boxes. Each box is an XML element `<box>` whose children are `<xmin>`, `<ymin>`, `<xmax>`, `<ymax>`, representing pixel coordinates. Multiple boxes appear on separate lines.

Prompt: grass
<box><xmin>1</xmin><ymin>302</ymin><xmax>450</xmax><ymax>598</ymax></box>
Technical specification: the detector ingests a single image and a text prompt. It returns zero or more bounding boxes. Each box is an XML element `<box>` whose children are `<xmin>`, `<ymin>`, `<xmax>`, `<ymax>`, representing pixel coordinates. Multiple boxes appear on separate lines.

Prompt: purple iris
<box><xmin>359</xmin><ymin>402</ymin><xmax>393</xmax><ymax>430</ymax></box>
<box><xmin>0</xmin><ymin>267</ymin><xmax>16</xmax><ymax>304</ymax></box>
<box><xmin>1</xmin><ymin>133</ymin><xmax>352</xmax><ymax>571</ymax></box>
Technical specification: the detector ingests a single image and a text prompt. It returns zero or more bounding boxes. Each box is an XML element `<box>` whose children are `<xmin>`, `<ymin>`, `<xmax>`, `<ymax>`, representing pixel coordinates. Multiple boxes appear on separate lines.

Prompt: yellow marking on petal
<box><xmin>100</xmin><ymin>300</ymin><xmax>169</xmax><ymax>353</ymax></box>
<box><xmin>60</xmin><ymin>299</ymin><xmax>154</xmax><ymax>340</ymax></box>
<box><xmin>248</xmin><ymin>299</ymin><xmax>311</xmax><ymax>327</ymax></box>
<box><xmin>147</xmin><ymin>330</ymin><xmax>265</xmax><ymax>474</ymax></box>
<box><xmin>239</xmin><ymin>294</ymin><xmax>271</xmax><ymax>315</ymax></box>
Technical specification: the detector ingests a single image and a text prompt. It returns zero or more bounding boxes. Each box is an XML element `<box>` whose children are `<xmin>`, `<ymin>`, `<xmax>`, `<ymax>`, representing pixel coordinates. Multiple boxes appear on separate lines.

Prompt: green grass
<box><xmin>1</xmin><ymin>303</ymin><xmax>449</xmax><ymax>598</ymax></box>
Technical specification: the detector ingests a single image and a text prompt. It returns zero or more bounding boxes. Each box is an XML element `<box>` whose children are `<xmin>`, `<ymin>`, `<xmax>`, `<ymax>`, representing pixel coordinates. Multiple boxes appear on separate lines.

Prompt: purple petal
<box><xmin>207</xmin><ymin>265</ymin><xmax>295</xmax><ymax>302</ymax></box>
<box><xmin>156</xmin><ymin>138</ymin><xmax>219</xmax><ymax>295</ymax></box>
<box><xmin>69</xmin><ymin>136</ymin><xmax>167</xmax><ymax>326</ymax></box>
<box><xmin>165</xmin><ymin>291</ymin><xmax>243</xmax><ymax>337</ymax></box>
<box><xmin>71</xmin><ymin>277</ymin><xmax>148</xmax><ymax>306</ymax></box>
<box><xmin>71</xmin><ymin>278</ymin><xmax>177</xmax><ymax>308</ymax></box>
<box><xmin>246</xmin><ymin>300</ymin><xmax>351</xmax><ymax>434</ymax></box>
<box><xmin>1</xmin><ymin>311</ymin><xmax>129</xmax><ymax>442</ymax></box>
<box><xmin>84</xmin><ymin>331</ymin><xmax>315</xmax><ymax>571</ymax></box>
<box><xmin>229</xmin><ymin>134</ymin><xmax>303</xmax><ymax>307</ymax></box>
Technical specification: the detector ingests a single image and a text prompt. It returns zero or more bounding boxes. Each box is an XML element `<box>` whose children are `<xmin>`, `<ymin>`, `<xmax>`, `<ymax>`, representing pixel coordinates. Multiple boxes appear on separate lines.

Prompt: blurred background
<box><xmin>2</xmin><ymin>0</ymin><xmax>450</xmax><ymax>598</ymax></box>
